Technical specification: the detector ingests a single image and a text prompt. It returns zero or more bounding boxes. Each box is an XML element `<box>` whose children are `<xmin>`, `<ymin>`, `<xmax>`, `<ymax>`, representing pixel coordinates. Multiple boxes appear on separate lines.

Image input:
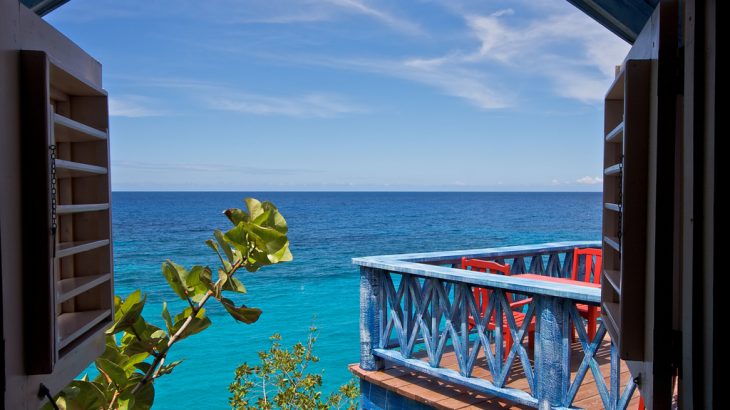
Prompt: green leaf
<box><xmin>161</xmin><ymin>302</ymin><xmax>173</xmax><ymax>334</ymax></box>
<box><xmin>117</xmin><ymin>392</ymin><xmax>135</xmax><ymax>410</ymax></box>
<box><xmin>248</xmin><ymin>199</ymin><xmax>288</xmax><ymax>234</ymax></box>
<box><xmin>134</xmin><ymin>362</ymin><xmax>152</xmax><ymax>374</ymax></box>
<box><xmin>199</xmin><ymin>265</ymin><xmax>214</xmax><ymax>291</ymax></box>
<box><xmin>162</xmin><ymin>262</ymin><xmax>211</xmax><ymax>302</ymax></box>
<box><xmin>214</xmin><ymin>269</ymin><xmax>229</xmax><ymax>299</ymax></box>
<box><xmin>121</xmin><ymin>352</ymin><xmax>149</xmax><ymax>376</ymax></box>
<box><xmin>100</xmin><ymin>336</ymin><xmax>126</xmax><ymax>363</ymax></box>
<box><xmin>222</xmin><ymin>276</ymin><xmax>247</xmax><ymax>294</ymax></box>
<box><xmin>214</xmin><ymin>229</ymin><xmax>235</xmax><ymax>266</ymax></box>
<box><xmin>133</xmin><ymin>380</ymin><xmax>155</xmax><ymax>410</ymax></box>
<box><xmin>156</xmin><ymin>359</ymin><xmax>184</xmax><ymax>377</ymax></box>
<box><xmin>206</xmin><ymin>238</ymin><xmax>232</xmax><ymax>270</ymax></box>
<box><xmin>50</xmin><ymin>380</ymin><xmax>107</xmax><ymax>410</ymax></box>
<box><xmin>107</xmin><ymin>291</ymin><xmax>146</xmax><ymax>334</ymax></box>
<box><xmin>162</xmin><ymin>261</ymin><xmax>187</xmax><ymax>300</ymax></box>
<box><xmin>170</xmin><ymin>307</ymin><xmax>211</xmax><ymax>340</ymax></box>
<box><xmin>95</xmin><ymin>357</ymin><xmax>128</xmax><ymax>389</ymax></box>
<box><xmin>223</xmin><ymin>203</ymin><xmax>292</xmax><ymax>272</ymax></box>
<box><xmin>220</xmin><ymin>298</ymin><xmax>262</xmax><ymax>324</ymax></box>
<box><xmin>223</xmin><ymin>207</ymin><xmax>249</xmax><ymax>225</ymax></box>
<box><xmin>185</xmin><ymin>265</ymin><xmax>212</xmax><ymax>302</ymax></box>
<box><xmin>119</xmin><ymin>320</ymin><xmax>167</xmax><ymax>357</ymax></box>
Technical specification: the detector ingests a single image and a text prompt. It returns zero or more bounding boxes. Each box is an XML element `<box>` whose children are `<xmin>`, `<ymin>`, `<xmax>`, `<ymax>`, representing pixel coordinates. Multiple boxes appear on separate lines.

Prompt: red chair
<box><xmin>571</xmin><ymin>247</ymin><xmax>603</xmax><ymax>341</ymax></box>
<box><xmin>461</xmin><ymin>257</ymin><xmax>535</xmax><ymax>359</ymax></box>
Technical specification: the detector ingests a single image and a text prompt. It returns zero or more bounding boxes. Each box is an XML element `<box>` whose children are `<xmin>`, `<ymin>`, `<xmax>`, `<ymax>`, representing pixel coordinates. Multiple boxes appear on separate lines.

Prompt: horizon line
<box><xmin>111</xmin><ymin>190</ymin><xmax>603</xmax><ymax>193</ymax></box>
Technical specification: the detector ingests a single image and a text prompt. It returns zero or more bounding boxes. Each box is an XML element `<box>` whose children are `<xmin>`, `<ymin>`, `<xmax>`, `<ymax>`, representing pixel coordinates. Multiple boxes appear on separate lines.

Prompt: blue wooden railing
<box><xmin>354</xmin><ymin>241</ymin><xmax>637</xmax><ymax>409</ymax></box>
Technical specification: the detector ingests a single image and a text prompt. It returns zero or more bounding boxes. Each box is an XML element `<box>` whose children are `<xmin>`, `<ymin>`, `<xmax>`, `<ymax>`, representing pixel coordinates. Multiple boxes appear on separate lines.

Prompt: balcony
<box><xmin>352</xmin><ymin>241</ymin><xmax>640</xmax><ymax>409</ymax></box>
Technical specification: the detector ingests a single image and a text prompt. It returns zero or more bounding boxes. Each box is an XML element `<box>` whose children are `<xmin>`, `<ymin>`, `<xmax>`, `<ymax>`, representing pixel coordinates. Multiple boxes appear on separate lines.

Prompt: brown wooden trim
<box><xmin>20</xmin><ymin>50</ymin><xmax>55</xmax><ymax>374</ymax></box>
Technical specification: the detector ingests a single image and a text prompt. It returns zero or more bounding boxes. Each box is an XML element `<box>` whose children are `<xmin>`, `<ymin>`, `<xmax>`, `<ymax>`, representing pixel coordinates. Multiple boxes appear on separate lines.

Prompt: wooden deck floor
<box><xmin>351</xmin><ymin>339</ymin><xmax>641</xmax><ymax>409</ymax></box>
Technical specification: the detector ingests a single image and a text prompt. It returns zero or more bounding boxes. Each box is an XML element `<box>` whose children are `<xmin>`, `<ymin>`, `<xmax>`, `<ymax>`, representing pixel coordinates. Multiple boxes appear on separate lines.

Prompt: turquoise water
<box><xmin>110</xmin><ymin>192</ymin><xmax>601</xmax><ymax>408</ymax></box>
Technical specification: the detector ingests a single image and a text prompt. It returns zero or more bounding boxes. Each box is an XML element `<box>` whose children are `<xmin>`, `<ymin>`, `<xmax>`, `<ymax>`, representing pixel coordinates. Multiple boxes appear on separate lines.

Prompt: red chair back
<box><xmin>460</xmin><ymin>257</ymin><xmax>511</xmax><ymax>316</ymax></box>
<box><xmin>571</xmin><ymin>248</ymin><xmax>602</xmax><ymax>284</ymax></box>
<box><xmin>460</xmin><ymin>257</ymin><xmax>511</xmax><ymax>275</ymax></box>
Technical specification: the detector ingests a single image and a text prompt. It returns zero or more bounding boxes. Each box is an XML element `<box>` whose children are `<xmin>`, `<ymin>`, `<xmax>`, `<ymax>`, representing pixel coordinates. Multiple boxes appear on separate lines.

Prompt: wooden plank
<box><xmin>602</xmin><ymin>302</ymin><xmax>621</xmax><ymax>339</ymax></box>
<box><xmin>604</xmin><ymin>163</ymin><xmax>623</xmax><ymax>176</ymax></box>
<box><xmin>19</xmin><ymin>49</ymin><xmax>56</xmax><ymax>375</ymax></box>
<box><xmin>603</xmin><ymin>270</ymin><xmax>621</xmax><ymax>295</ymax></box>
<box><xmin>53</xmin><ymin>113</ymin><xmax>107</xmax><ymax>142</ymax></box>
<box><xmin>56</xmin><ymin>203</ymin><xmax>109</xmax><ymax>214</ymax></box>
<box><xmin>619</xmin><ymin>59</ymin><xmax>652</xmax><ymax>362</ymax></box>
<box><xmin>605</xmin><ymin>66</ymin><xmax>625</xmax><ymax>100</ymax></box>
<box><xmin>352</xmin><ymin>337</ymin><xmax>637</xmax><ymax>409</ymax></box>
<box><xmin>373</xmin><ymin>349</ymin><xmax>539</xmax><ymax>407</ymax></box>
<box><xmin>48</xmin><ymin>61</ymin><xmax>106</xmax><ymax>97</ymax></box>
<box><xmin>56</xmin><ymin>273</ymin><xmax>111</xmax><ymax>303</ymax></box>
<box><xmin>55</xmin><ymin>159</ymin><xmax>107</xmax><ymax>178</ymax></box>
<box><xmin>57</xmin><ymin>309</ymin><xmax>109</xmax><ymax>348</ymax></box>
<box><xmin>56</xmin><ymin>239</ymin><xmax>109</xmax><ymax>258</ymax></box>
<box><xmin>604</xmin><ymin>236</ymin><xmax>621</xmax><ymax>252</ymax></box>
<box><xmin>605</xmin><ymin>122</ymin><xmax>624</xmax><ymax>143</ymax></box>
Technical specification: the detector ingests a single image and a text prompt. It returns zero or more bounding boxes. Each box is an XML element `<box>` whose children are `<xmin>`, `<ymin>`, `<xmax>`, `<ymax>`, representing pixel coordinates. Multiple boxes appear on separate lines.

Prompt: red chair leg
<box><xmin>588</xmin><ymin>314</ymin><xmax>597</xmax><ymax>341</ymax></box>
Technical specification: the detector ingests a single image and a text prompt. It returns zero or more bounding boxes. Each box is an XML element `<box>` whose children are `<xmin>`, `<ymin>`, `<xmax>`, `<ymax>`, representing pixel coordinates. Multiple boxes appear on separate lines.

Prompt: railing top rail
<box><xmin>353</xmin><ymin>241</ymin><xmax>601</xmax><ymax>303</ymax></box>
<box><xmin>353</xmin><ymin>241</ymin><xmax>600</xmax><ymax>265</ymax></box>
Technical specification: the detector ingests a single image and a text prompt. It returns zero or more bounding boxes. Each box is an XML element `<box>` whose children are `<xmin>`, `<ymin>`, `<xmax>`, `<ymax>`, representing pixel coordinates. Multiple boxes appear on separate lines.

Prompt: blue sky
<box><xmin>47</xmin><ymin>0</ymin><xmax>629</xmax><ymax>191</ymax></box>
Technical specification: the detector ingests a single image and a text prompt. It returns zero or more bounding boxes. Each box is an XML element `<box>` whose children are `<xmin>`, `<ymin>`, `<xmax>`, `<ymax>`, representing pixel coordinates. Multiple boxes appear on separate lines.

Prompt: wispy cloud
<box><xmin>308</xmin><ymin>56</ymin><xmax>512</xmax><ymax>110</ymax></box>
<box><xmin>109</xmin><ymin>96</ymin><xmax>163</xmax><ymax>118</ymax></box>
<box><xmin>109</xmin><ymin>76</ymin><xmax>364</xmax><ymax>118</ymax></box>
<box><xmin>283</xmin><ymin>2</ymin><xmax>626</xmax><ymax>109</ymax></box>
<box><xmin>113</xmin><ymin>160</ymin><xmax>313</xmax><ymax>175</ymax></box>
<box><xmin>323</xmin><ymin>0</ymin><xmax>422</xmax><ymax>35</ymax></box>
<box><xmin>48</xmin><ymin>0</ymin><xmax>421</xmax><ymax>35</ymax></box>
<box><xmin>461</xmin><ymin>6</ymin><xmax>629</xmax><ymax>103</ymax></box>
<box><xmin>236</xmin><ymin>11</ymin><xmax>331</xmax><ymax>25</ymax></box>
<box><xmin>576</xmin><ymin>176</ymin><xmax>603</xmax><ymax>185</ymax></box>
<box><xmin>208</xmin><ymin>93</ymin><xmax>364</xmax><ymax>118</ymax></box>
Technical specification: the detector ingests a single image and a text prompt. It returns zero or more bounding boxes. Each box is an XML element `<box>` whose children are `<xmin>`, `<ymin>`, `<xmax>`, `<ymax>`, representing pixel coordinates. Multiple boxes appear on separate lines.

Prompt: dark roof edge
<box><xmin>564</xmin><ymin>0</ymin><xmax>658</xmax><ymax>44</ymax></box>
<box><xmin>20</xmin><ymin>0</ymin><xmax>70</xmax><ymax>16</ymax></box>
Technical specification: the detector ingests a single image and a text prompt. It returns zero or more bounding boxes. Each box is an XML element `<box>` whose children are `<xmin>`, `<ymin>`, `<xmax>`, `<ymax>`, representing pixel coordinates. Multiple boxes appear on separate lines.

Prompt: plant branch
<box><xmin>131</xmin><ymin>260</ymin><xmax>243</xmax><ymax>395</ymax></box>
<box><xmin>107</xmin><ymin>390</ymin><xmax>121</xmax><ymax>410</ymax></box>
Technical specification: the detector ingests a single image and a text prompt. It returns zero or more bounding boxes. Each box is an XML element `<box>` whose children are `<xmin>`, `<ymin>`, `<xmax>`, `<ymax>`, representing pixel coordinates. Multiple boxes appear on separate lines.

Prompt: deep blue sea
<box><xmin>110</xmin><ymin>192</ymin><xmax>601</xmax><ymax>408</ymax></box>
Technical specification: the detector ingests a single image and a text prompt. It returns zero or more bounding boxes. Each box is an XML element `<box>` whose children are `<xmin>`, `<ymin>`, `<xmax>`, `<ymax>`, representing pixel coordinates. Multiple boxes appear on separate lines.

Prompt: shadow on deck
<box><xmin>351</xmin><ymin>338</ymin><xmax>641</xmax><ymax>409</ymax></box>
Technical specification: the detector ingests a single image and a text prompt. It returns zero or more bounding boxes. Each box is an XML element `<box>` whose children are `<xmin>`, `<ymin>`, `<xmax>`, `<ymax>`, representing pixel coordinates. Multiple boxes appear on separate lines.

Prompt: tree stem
<box><xmin>131</xmin><ymin>261</ymin><xmax>242</xmax><ymax>395</ymax></box>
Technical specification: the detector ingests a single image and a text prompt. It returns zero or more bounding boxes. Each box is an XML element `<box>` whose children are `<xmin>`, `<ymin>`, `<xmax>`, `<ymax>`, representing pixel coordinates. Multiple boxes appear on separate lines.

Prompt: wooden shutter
<box><xmin>21</xmin><ymin>50</ymin><xmax>113</xmax><ymax>374</ymax></box>
<box><xmin>601</xmin><ymin>59</ymin><xmax>651</xmax><ymax>360</ymax></box>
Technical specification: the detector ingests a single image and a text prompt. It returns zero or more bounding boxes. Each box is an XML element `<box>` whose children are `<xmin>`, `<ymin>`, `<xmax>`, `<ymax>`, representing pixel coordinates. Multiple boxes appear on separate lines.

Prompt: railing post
<box><xmin>535</xmin><ymin>296</ymin><xmax>570</xmax><ymax>408</ymax></box>
<box><xmin>360</xmin><ymin>266</ymin><xmax>383</xmax><ymax>371</ymax></box>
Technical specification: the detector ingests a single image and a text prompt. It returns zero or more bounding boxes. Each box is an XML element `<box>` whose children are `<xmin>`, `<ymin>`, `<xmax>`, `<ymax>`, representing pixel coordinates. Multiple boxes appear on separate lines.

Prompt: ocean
<box><xmin>110</xmin><ymin>192</ymin><xmax>602</xmax><ymax>408</ymax></box>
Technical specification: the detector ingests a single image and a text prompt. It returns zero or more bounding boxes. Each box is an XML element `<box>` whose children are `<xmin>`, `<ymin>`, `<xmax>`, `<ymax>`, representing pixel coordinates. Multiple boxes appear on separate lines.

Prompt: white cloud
<box><xmin>324</xmin><ymin>0</ymin><xmax>422</xmax><ymax>35</ymax></box>
<box><xmin>207</xmin><ymin>92</ymin><xmax>364</xmax><ymax>118</ymax></box>
<box><xmin>114</xmin><ymin>76</ymin><xmax>365</xmax><ymax>118</ymax></box>
<box><xmin>112</xmin><ymin>160</ymin><xmax>310</xmax><ymax>175</ymax></box>
<box><xmin>461</xmin><ymin>6</ymin><xmax>630</xmax><ymax>103</ymax></box>
<box><xmin>294</xmin><ymin>2</ymin><xmax>627</xmax><ymax>109</ymax></box>
<box><xmin>236</xmin><ymin>11</ymin><xmax>331</xmax><ymax>25</ymax></box>
<box><xmin>108</xmin><ymin>96</ymin><xmax>162</xmax><ymax>117</ymax></box>
<box><xmin>576</xmin><ymin>176</ymin><xmax>603</xmax><ymax>185</ymax></box>
<box><xmin>314</xmin><ymin>56</ymin><xmax>511</xmax><ymax>110</ymax></box>
<box><xmin>49</xmin><ymin>0</ymin><xmax>421</xmax><ymax>35</ymax></box>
